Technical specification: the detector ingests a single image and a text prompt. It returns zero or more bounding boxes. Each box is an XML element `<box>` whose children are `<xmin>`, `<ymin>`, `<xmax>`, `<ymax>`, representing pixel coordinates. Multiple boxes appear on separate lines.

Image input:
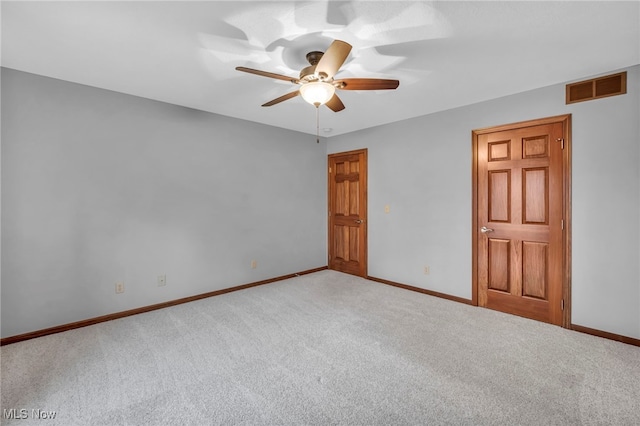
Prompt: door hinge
<box><xmin>329</xmin><ymin>167</ymin><xmax>332</xmax><ymax>173</ymax></box>
<box><xmin>561</xmin><ymin>299</ymin><xmax>565</xmax><ymax>310</ymax></box>
<box><xmin>557</xmin><ymin>138</ymin><xmax>565</xmax><ymax>149</ymax></box>
<box><xmin>561</xmin><ymin>219</ymin><xmax>564</xmax><ymax>230</ymax></box>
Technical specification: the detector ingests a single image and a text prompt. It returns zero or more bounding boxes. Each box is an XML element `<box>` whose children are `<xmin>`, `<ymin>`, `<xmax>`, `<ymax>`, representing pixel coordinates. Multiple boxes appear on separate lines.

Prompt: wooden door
<box><xmin>328</xmin><ymin>149</ymin><xmax>367</xmax><ymax>277</ymax></box>
<box><xmin>473</xmin><ymin>116</ymin><xmax>571</xmax><ymax>326</ymax></box>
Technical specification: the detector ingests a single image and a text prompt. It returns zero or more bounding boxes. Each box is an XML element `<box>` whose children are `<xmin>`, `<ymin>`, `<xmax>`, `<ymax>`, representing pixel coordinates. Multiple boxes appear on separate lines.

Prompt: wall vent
<box><xmin>566</xmin><ymin>71</ymin><xmax>627</xmax><ymax>104</ymax></box>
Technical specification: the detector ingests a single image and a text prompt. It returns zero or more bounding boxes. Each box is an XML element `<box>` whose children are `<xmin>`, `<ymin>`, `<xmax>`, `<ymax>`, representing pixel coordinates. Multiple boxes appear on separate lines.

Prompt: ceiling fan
<box><xmin>235</xmin><ymin>40</ymin><xmax>399</xmax><ymax>112</ymax></box>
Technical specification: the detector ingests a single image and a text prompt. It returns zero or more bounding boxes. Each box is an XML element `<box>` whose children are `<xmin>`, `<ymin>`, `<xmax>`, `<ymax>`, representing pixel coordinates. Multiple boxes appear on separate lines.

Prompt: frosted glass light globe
<box><xmin>299</xmin><ymin>82</ymin><xmax>336</xmax><ymax>106</ymax></box>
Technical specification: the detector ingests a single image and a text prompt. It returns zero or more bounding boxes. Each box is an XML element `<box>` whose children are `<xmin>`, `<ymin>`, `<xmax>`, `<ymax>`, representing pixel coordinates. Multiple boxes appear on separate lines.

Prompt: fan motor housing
<box><xmin>300</xmin><ymin>51</ymin><xmax>326</xmax><ymax>82</ymax></box>
<box><xmin>300</xmin><ymin>65</ymin><xmax>317</xmax><ymax>81</ymax></box>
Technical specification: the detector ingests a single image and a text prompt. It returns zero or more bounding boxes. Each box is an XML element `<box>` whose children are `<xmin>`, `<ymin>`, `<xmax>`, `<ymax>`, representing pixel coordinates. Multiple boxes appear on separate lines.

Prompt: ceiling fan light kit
<box><xmin>299</xmin><ymin>81</ymin><xmax>336</xmax><ymax>106</ymax></box>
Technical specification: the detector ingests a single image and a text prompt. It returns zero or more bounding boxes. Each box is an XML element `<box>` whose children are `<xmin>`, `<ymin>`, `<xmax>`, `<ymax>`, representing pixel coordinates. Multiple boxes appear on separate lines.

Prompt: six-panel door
<box><xmin>328</xmin><ymin>150</ymin><xmax>367</xmax><ymax>277</ymax></box>
<box><xmin>477</xmin><ymin>122</ymin><xmax>564</xmax><ymax>325</ymax></box>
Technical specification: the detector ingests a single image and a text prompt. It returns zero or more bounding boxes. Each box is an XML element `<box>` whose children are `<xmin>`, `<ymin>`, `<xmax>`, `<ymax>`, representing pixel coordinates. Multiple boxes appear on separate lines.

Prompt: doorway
<box><xmin>328</xmin><ymin>149</ymin><xmax>368</xmax><ymax>277</ymax></box>
<box><xmin>472</xmin><ymin>115</ymin><xmax>571</xmax><ymax>327</ymax></box>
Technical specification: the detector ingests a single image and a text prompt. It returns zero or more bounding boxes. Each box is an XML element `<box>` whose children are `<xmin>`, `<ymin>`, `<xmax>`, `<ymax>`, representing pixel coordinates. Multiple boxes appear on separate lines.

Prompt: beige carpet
<box><xmin>2</xmin><ymin>270</ymin><xmax>639</xmax><ymax>425</ymax></box>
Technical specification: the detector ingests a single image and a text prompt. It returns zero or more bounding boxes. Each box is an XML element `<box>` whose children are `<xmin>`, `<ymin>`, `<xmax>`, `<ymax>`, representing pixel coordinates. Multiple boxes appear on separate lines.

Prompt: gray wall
<box><xmin>3</xmin><ymin>65</ymin><xmax>639</xmax><ymax>341</ymax></box>
<box><xmin>1</xmin><ymin>68</ymin><xmax>327</xmax><ymax>338</ymax></box>
<box><xmin>327</xmin><ymin>65</ymin><xmax>640</xmax><ymax>340</ymax></box>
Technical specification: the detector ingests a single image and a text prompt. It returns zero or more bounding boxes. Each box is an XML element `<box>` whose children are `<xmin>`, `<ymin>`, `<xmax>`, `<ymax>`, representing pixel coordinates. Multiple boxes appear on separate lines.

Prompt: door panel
<box><xmin>489</xmin><ymin>170</ymin><xmax>510</xmax><ymax>222</ymax></box>
<box><xmin>522</xmin><ymin>241</ymin><xmax>548</xmax><ymax>299</ymax></box>
<box><xmin>328</xmin><ymin>150</ymin><xmax>367</xmax><ymax>277</ymax></box>
<box><xmin>488</xmin><ymin>238</ymin><xmax>510</xmax><ymax>292</ymax></box>
<box><xmin>523</xmin><ymin>167</ymin><xmax>548</xmax><ymax>224</ymax></box>
<box><xmin>474</xmin><ymin>116</ymin><xmax>570</xmax><ymax>326</ymax></box>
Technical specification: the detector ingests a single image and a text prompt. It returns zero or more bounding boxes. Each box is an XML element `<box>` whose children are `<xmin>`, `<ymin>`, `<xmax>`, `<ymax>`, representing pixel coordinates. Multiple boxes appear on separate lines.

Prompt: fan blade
<box><xmin>262</xmin><ymin>90</ymin><xmax>300</xmax><ymax>107</ymax></box>
<box><xmin>335</xmin><ymin>78</ymin><xmax>400</xmax><ymax>90</ymax></box>
<box><xmin>236</xmin><ymin>66</ymin><xmax>299</xmax><ymax>84</ymax></box>
<box><xmin>315</xmin><ymin>40</ymin><xmax>352</xmax><ymax>80</ymax></box>
<box><xmin>325</xmin><ymin>94</ymin><xmax>345</xmax><ymax>112</ymax></box>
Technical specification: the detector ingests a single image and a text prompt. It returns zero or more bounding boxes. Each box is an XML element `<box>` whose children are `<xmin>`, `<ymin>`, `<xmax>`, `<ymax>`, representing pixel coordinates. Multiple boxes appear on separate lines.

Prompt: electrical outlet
<box><xmin>251</xmin><ymin>260</ymin><xmax>257</xmax><ymax>269</ymax></box>
<box><xmin>157</xmin><ymin>275</ymin><xmax>166</xmax><ymax>287</ymax></box>
<box><xmin>115</xmin><ymin>281</ymin><xmax>125</xmax><ymax>294</ymax></box>
<box><xmin>424</xmin><ymin>266</ymin><xmax>430</xmax><ymax>275</ymax></box>
<box><xmin>384</xmin><ymin>204</ymin><xmax>390</xmax><ymax>214</ymax></box>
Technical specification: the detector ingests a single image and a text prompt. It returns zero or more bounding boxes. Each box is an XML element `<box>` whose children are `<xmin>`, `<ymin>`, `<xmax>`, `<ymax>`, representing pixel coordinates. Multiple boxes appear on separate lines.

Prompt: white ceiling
<box><xmin>2</xmin><ymin>1</ymin><xmax>639</xmax><ymax>137</ymax></box>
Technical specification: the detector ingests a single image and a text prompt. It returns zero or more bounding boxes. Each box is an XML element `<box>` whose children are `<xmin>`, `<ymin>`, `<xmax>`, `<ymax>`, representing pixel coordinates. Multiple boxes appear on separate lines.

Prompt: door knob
<box><xmin>355</xmin><ymin>219</ymin><xmax>364</xmax><ymax>224</ymax></box>
<box><xmin>481</xmin><ymin>226</ymin><xmax>494</xmax><ymax>233</ymax></box>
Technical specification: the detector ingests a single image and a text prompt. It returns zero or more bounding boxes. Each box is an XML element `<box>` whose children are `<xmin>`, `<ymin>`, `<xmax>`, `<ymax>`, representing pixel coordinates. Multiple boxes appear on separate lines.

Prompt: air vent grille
<box><xmin>566</xmin><ymin>72</ymin><xmax>626</xmax><ymax>104</ymax></box>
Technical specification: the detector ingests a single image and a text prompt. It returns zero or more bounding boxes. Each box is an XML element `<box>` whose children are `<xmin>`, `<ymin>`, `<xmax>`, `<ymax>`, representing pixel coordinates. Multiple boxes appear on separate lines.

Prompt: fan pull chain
<box><xmin>316</xmin><ymin>105</ymin><xmax>320</xmax><ymax>143</ymax></box>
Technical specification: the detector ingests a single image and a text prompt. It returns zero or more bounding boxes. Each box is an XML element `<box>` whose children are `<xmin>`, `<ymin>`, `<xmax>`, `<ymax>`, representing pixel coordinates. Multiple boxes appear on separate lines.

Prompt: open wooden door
<box><xmin>328</xmin><ymin>149</ymin><xmax>367</xmax><ymax>277</ymax></box>
<box><xmin>473</xmin><ymin>115</ymin><xmax>571</xmax><ymax>327</ymax></box>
